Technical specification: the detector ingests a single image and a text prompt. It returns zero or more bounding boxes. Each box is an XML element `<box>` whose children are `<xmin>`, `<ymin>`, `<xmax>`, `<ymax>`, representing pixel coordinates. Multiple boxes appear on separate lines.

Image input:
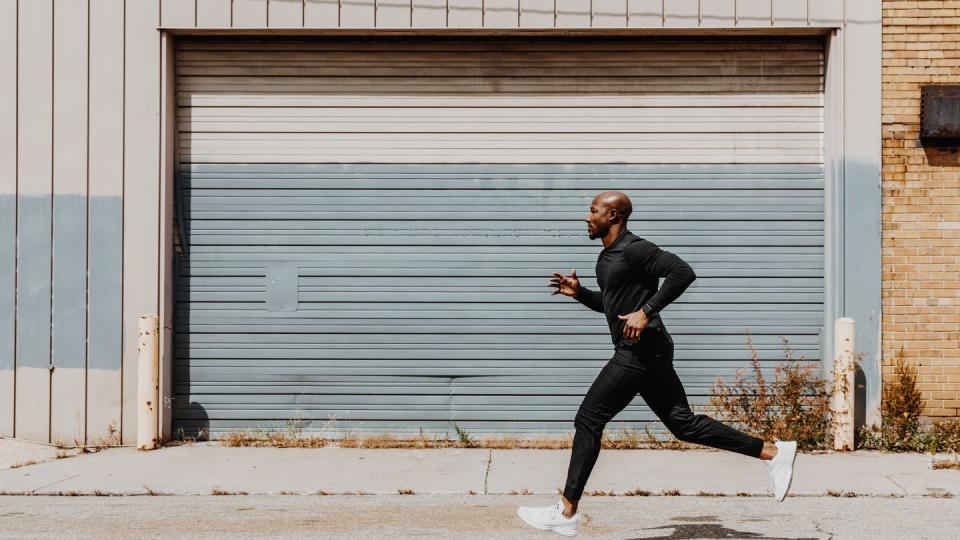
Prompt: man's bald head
<box><xmin>592</xmin><ymin>191</ymin><xmax>633</xmax><ymax>223</ymax></box>
<box><xmin>585</xmin><ymin>191</ymin><xmax>633</xmax><ymax>242</ymax></box>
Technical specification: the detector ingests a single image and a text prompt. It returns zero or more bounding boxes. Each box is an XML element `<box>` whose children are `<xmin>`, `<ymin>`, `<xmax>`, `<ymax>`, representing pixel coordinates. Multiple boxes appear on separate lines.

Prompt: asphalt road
<box><xmin>1</xmin><ymin>494</ymin><xmax>957</xmax><ymax>539</ymax></box>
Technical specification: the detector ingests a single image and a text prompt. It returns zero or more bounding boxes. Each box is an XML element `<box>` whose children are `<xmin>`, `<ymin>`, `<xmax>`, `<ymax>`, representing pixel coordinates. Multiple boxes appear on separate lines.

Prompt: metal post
<box><xmin>833</xmin><ymin>317</ymin><xmax>856</xmax><ymax>451</ymax></box>
<box><xmin>137</xmin><ymin>315</ymin><xmax>160</xmax><ymax>450</ymax></box>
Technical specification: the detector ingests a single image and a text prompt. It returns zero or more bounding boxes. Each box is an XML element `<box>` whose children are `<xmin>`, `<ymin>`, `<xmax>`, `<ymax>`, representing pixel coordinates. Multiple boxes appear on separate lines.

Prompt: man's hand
<box><xmin>548</xmin><ymin>268</ymin><xmax>581</xmax><ymax>297</ymax></box>
<box><xmin>617</xmin><ymin>310</ymin><xmax>650</xmax><ymax>340</ymax></box>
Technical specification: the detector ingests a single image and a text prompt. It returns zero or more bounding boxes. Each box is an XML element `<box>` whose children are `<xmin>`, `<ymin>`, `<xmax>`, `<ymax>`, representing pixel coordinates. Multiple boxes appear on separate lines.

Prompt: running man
<box><xmin>517</xmin><ymin>191</ymin><xmax>798</xmax><ymax>537</ymax></box>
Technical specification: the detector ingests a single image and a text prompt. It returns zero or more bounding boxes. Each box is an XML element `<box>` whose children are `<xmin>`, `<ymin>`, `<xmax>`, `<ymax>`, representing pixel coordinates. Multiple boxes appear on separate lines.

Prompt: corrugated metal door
<box><xmin>174</xmin><ymin>38</ymin><xmax>825</xmax><ymax>437</ymax></box>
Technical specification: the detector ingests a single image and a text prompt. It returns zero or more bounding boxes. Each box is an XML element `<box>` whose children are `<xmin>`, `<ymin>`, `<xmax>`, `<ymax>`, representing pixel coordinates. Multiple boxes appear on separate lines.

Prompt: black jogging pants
<box><xmin>562</xmin><ymin>326</ymin><xmax>765</xmax><ymax>502</ymax></box>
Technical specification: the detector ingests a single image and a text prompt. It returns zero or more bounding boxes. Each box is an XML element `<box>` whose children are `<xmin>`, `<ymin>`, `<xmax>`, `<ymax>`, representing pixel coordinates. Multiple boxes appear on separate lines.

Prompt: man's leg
<box><xmin>640</xmin><ymin>362</ymin><xmax>765</xmax><ymax>458</ymax></box>
<box><xmin>561</xmin><ymin>359</ymin><xmax>641</xmax><ymax>516</ymax></box>
<box><xmin>637</xmin><ymin>344</ymin><xmax>798</xmax><ymax>502</ymax></box>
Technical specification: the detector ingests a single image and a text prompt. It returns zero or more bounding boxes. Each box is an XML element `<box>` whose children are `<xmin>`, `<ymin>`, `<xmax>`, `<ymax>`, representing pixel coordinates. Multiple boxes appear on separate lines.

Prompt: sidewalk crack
<box><xmin>483</xmin><ymin>449</ymin><xmax>492</xmax><ymax>495</ymax></box>
<box><xmin>810</xmin><ymin>517</ymin><xmax>835</xmax><ymax>540</ymax></box>
<box><xmin>885</xmin><ymin>474</ymin><xmax>908</xmax><ymax>495</ymax></box>
<box><xmin>30</xmin><ymin>474</ymin><xmax>80</xmax><ymax>494</ymax></box>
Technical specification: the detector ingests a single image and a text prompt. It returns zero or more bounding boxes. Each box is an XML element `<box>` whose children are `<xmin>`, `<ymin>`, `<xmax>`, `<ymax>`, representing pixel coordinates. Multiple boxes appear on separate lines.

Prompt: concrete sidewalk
<box><xmin>0</xmin><ymin>440</ymin><xmax>957</xmax><ymax>498</ymax></box>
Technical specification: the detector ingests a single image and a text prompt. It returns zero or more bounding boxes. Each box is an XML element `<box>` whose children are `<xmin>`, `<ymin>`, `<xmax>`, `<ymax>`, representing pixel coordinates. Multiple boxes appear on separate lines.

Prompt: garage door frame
<box><xmin>156</xmin><ymin>27</ymin><xmax>879</xmax><ymax>442</ymax></box>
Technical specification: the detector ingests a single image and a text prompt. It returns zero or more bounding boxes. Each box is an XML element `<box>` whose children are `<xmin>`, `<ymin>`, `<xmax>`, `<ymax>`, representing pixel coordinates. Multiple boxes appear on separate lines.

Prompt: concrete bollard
<box><xmin>138</xmin><ymin>315</ymin><xmax>160</xmax><ymax>450</ymax></box>
<box><xmin>832</xmin><ymin>317</ymin><xmax>856</xmax><ymax>451</ymax></box>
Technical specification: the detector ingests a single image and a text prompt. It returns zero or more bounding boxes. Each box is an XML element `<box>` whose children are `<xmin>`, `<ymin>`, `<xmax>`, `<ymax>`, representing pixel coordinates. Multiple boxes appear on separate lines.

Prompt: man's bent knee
<box><xmin>573</xmin><ymin>411</ymin><xmax>606</xmax><ymax>438</ymax></box>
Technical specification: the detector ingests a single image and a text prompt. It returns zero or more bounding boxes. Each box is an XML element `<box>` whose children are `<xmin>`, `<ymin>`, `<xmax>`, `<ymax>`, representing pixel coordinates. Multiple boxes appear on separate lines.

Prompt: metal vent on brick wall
<box><xmin>921</xmin><ymin>86</ymin><xmax>960</xmax><ymax>144</ymax></box>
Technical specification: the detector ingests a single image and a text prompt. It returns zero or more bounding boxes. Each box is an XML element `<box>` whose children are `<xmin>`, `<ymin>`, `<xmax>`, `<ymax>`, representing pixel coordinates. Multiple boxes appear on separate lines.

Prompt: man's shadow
<box><xmin>627</xmin><ymin>523</ymin><xmax>818</xmax><ymax>539</ymax></box>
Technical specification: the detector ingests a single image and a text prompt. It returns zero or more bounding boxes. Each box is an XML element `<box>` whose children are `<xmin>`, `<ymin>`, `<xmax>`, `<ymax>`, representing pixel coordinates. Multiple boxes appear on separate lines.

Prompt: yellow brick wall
<box><xmin>883</xmin><ymin>0</ymin><xmax>960</xmax><ymax>419</ymax></box>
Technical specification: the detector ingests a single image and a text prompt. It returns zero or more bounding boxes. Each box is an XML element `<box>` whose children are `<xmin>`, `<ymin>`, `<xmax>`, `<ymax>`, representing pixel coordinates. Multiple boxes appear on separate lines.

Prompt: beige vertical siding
<box><xmin>2</xmin><ymin>0</ymin><xmax>161</xmax><ymax>445</ymax></box>
<box><xmin>162</xmin><ymin>0</ymin><xmax>196</xmax><ymax>27</ymax></box>
<box><xmin>196</xmin><ymin>0</ymin><xmax>232</xmax><ymax>26</ymax></box>
<box><xmin>0</xmin><ymin>0</ymin><xmax>17</xmax><ymax>439</ymax></box>
<box><xmin>304</xmin><ymin>0</ymin><xmax>339</xmax><ymax>27</ymax></box>
<box><xmin>86</xmin><ymin>0</ymin><xmax>125</xmax><ymax>446</ymax></box>
<box><xmin>0</xmin><ymin>0</ymin><xmax>885</xmax><ymax>443</ymax></box>
<box><xmin>122</xmin><ymin>0</ymin><xmax>162</xmax><ymax>445</ymax></box>
<box><xmin>701</xmin><ymin>0</ymin><xmax>736</xmax><ymax>27</ymax></box>
<box><xmin>15</xmin><ymin>0</ymin><xmax>54</xmax><ymax>445</ymax></box>
<box><xmin>269</xmin><ymin>0</ymin><xmax>304</xmax><ymax>27</ymax></box>
<box><xmin>232</xmin><ymin>0</ymin><xmax>267</xmax><ymax>27</ymax></box>
<box><xmin>155</xmin><ymin>0</ymin><xmax>850</xmax><ymax>28</ymax></box>
<box><xmin>159</xmin><ymin>33</ymin><xmax>178</xmax><ymax>444</ymax></box>
<box><xmin>50</xmin><ymin>0</ymin><xmax>89</xmax><ymax>446</ymax></box>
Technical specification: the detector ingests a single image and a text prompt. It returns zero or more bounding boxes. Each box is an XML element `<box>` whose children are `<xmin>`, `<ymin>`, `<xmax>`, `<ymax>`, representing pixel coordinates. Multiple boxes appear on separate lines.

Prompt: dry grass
<box><xmin>84</xmin><ymin>421</ymin><xmax>123</xmax><ymax>450</ymax></box>
<box><xmin>219</xmin><ymin>430</ymin><xmax>328</xmax><ymax>448</ymax></box>
<box><xmin>827</xmin><ymin>490</ymin><xmax>857</xmax><ymax>497</ymax></box>
<box><xmin>397</xmin><ymin>488</ymin><xmax>415</xmax><ymax>495</ymax></box>
<box><xmin>697</xmin><ymin>491</ymin><xmax>726</xmax><ymax>497</ymax></box>
<box><xmin>337</xmin><ymin>432</ymin><xmax>574</xmax><ymax>449</ymax></box>
<box><xmin>931</xmin><ymin>420</ymin><xmax>960</xmax><ymax>454</ymax></box>
<box><xmin>660</xmin><ymin>489</ymin><xmax>681</xmax><ymax>496</ymax></box>
<box><xmin>583</xmin><ymin>490</ymin><xmax>616</xmax><ymax>496</ymax></box>
<box><xmin>927</xmin><ymin>491</ymin><xmax>954</xmax><ymax>498</ymax></box>
<box><xmin>467</xmin><ymin>490</ymin><xmax>478</xmax><ymax>495</ymax></box>
<box><xmin>601</xmin><ymin>425</ymin><xmax>695</xmax><ymax>450</ymax></box>
<box><xmin>736</xmin><ymin>492</ymin><xmax>753</xmax><ymax>497</ymax></box>
<box><xmin>211</xmin><ymin>489</ymin><xmax>249</xmax><ymax>496</ymax></box>
<box><xmin>933</xmin><ymin>460</ymin><xmax>960</xmax><ymax>470</ymax></box>
<box><xmin>304</xmin><ymin>432</ymin><xmax>691</xmax><ymax>450</ymax></box>
<box><xmin>507</xmin><ymin>489</ymin><xmax>533</xmax><ymax>495</ymax></box>
<box><xmin>9</xmin><ymin>460</ymin><xmax>40</xmax><ymax>469</ymax></box>
<box><xmin>278</xmin><ymin>491</ymin><xmax>298</xmax><ymax>495</ymax></box>
<box><xmin>217</xmin><ymin>422</ymin><xmax>706</xmax><ymax>450</ymax></box>
<box><xmin>623</xmin><ymin>488</ymin><xmax>651</xmax><ymax>496</ymax></box>
<box><xmin>314</xmin><ymin>490</ymin><xmax>331</xmax><ymax>496</ymax></box>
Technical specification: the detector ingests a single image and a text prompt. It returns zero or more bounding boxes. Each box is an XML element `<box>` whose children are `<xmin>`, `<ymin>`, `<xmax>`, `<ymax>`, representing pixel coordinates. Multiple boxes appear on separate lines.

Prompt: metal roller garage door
<box><xmin>174</xmin><ymin>38</ymin><xmax>825</xmax><ymax>437</ymax></box>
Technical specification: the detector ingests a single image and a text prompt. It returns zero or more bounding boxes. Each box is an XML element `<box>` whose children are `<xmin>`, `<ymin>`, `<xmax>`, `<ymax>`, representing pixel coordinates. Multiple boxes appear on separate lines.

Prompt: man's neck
<box><xmin>602</xmin><ymin>226</ymin><xmax>629</xmax><ymax>249</ymax></box>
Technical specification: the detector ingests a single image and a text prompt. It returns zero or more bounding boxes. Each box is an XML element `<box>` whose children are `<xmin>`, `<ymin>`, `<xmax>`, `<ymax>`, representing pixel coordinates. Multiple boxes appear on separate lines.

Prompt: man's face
<box><xmin>585</xmin><ymin>199</ymin><xmax>612</xmax><ymax>240</ymax></box>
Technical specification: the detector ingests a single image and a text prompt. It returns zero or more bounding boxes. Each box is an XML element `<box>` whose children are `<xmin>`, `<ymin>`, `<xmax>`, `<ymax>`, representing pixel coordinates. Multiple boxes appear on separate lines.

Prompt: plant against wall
<box><xmin>709</xmin><ymin>334</ymin><xmax>832</xmax><ymax>450</ymax></box>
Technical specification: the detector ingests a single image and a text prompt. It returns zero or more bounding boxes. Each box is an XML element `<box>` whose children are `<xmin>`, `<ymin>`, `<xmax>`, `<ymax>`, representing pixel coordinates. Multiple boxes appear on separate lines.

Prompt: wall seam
<box><xmin>48</xmin><ymin>0</ymin><xmax>55</xmax><ymax>445</ymax></box>
<box><xmin>84</xmin><ymin>0</ymin><xmax>91</xmax><ymax>446</ymax></box>
<box><xmin>12</xmin><ymin>0</ymin><xmax>18</xmax><ymax>439</ymax></box>
<box><xmin>156</xmin><ymin>0</ymin><xmax>163</xmax><ymax>444</ymax></box>
<box><xmin>119</xmin><ymin>0</ymin><xmax>126</xmax><ymax>443</ymax></box>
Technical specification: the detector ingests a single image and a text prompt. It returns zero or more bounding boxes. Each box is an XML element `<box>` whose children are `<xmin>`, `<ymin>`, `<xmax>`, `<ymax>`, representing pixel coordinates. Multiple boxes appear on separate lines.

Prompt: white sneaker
<box><xmin>517</xmin><ymin>500</ymin><xmax>581</xmax><ymax>537</ymax></box>
<box><xmin>766</xmin><ymin>440</ymin><xmax>798</xmax><ymax>502</ymax></box>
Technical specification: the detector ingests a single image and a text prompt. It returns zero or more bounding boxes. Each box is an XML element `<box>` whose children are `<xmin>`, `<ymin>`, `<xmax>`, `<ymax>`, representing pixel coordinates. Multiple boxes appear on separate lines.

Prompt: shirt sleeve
<box><xmin>624</xmin><ymin>238</ymin><xmax>696</xmax><ymax>316</ymax></box>
<box><xmin>573</xmin><ymin>283</ymin><xmax>604</xmax><ymax>313</ymax></box>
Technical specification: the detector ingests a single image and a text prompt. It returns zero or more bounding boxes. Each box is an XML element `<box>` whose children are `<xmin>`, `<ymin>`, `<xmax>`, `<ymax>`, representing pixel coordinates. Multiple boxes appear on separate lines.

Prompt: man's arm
<box><xmin>625</xmin><ymin>238</ymin><xmax>696</xmax><ymax>316</ymax></box>
<box><xmin>573</xmin><ymin>284</ymin><xmax>604</xmax><ymax>313</ymax></box>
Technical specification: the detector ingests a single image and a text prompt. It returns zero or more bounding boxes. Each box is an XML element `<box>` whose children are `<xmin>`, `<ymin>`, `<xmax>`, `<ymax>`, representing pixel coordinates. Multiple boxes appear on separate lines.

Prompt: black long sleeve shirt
<box><xmin>573</xmin><ymin>230</ymin><xmax>696</xmax><ymax>347</ymax></box>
